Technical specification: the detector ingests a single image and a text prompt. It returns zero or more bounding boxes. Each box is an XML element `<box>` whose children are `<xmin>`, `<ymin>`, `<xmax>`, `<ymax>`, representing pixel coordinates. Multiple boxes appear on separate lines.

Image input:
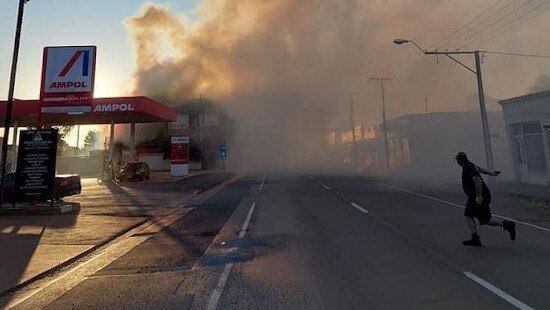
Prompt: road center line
<box><xmin>207</xmin><ymin>202</ymin><xmax>257</xmax><ymax>310</ymax></box>
<box><xmin>322</xmin><ymin>184</ymin><xmax>332</xmax><ymax>191</ymax></box>
<box><xmin>463</xmin><ymin>272</ymin><xmax>535</xmax><ymax>310</ymax></box>
<box><xmin>258</xmin><ymin>174</ymin><xmax>267</xmax><ymax>192</ymax></box>
<box><xmin>350</xmin><ymin>202</ymin><xmax>369</xmax><ymax>214</ymax></box>
<box><xmin>239</xmin><ymin>202</ymin><xmax>256</xmax><ymax>238</ymax></box>
<box><xmin>382</xmin><ymin>184</ymin><xmax>550</xmax><ymax>234</ymax></box>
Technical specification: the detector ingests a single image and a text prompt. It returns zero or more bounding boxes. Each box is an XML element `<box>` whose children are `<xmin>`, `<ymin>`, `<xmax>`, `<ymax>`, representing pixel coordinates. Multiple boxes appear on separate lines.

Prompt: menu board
<box><xmin>15</xmin><ymin>129</ymin><xmax>58</xmax><ymax>202</ymax></box>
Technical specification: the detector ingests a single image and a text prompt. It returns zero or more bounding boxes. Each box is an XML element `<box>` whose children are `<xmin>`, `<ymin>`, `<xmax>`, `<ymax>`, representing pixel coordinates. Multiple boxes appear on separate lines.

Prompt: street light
<box><xmin>394</xmin><ymin>38</ymin><xmax>495</xmax><ymax>174</ymax></box>
<box><xmin>393</xmin><ymin>39</ymin><xmax>426</xmax><ymax>53</ymax></box>
<box><xmin>1</xmin><ymin>0</ymin><xmax>30</xmax><ymax>206</ymax></box>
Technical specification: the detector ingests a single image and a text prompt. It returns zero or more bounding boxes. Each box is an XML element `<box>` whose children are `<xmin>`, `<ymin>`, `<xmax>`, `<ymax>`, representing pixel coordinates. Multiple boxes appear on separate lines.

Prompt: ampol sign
<box><xmin>40</xmin><ymin>46</ymin><xmax>97</xmax><ymax>114</ymax></box>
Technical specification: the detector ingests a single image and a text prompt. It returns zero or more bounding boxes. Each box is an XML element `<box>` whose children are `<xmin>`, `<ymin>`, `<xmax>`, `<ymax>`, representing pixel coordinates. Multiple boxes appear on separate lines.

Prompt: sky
<box><xmin>0</xmin><ymin>0</ymin><xmax>198</xmax><ymax>100</ymax></box>
<box><xmin>0</xmin><ymin>1</ymin><xmax>199</xmax><ymax>146</ymax></box>
<box><xmin>2</xmin><ymin>0</ymin><xmax>550</xmax><ymax>155</ymax></box>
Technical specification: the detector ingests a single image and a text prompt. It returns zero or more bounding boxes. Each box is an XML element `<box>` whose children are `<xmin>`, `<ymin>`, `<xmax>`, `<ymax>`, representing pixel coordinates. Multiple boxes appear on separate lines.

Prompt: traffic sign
<box><xmin>40</xmin><ymin>46</ymin><xmax>97</xmax><ymax>114</ymax></box>
<box><xmin>220</xmin><ymin>144</ymin><xmax>227</xmax><ymax>158</ymax></box>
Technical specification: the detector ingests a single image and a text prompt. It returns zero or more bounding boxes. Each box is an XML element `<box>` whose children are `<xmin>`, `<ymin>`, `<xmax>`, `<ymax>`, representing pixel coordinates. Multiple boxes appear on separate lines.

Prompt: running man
<box><xmin>455</xmin><ymin>151</ymin><xmax>516</xmax><ymax>246</ymax></box>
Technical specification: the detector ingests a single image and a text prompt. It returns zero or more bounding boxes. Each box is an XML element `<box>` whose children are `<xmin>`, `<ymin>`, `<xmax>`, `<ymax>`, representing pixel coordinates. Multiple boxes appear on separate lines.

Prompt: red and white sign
<box><xmin>171</xmin><ymin>136</ymin><xmax>190</xmax><ymax>176</ymax></box>
<box><xmin>40</xmin><ymin>46</ymin><xmax>97</xmax><ymax>113</ymax></box>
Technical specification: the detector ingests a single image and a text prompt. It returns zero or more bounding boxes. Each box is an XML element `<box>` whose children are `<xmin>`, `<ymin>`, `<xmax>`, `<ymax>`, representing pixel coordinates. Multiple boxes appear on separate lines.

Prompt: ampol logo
<box><xmin>48</xmin><ymin>50</ymin><xmax>91</xmax><ymax>89</ymax></box>
<box><xmin>93</xmin><ymin>103</ymin><xmax>135</xmax><ymax>112</ymax></box>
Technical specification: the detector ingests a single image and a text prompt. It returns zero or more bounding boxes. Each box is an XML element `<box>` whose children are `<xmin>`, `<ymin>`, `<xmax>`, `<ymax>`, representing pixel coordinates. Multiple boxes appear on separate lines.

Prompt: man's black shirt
<box><xmin>461</xmin><ymin>160</ymin><xmax>491</xmax><ymax>199</ymax></box>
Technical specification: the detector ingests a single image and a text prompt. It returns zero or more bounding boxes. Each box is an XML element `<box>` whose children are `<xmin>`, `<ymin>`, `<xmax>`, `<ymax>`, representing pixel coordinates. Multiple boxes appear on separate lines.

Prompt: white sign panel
<box><xmin>40</xmin><ymin>46</ymin><xmax>97</xmax><ymax>113</ymax></box>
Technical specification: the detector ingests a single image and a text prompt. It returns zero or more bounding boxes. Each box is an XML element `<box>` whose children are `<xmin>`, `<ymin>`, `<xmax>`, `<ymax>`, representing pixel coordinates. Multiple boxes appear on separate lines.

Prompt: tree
<box><xmin>53</xmin><ymin>125</ymin><xmax>73</xmax><ymax>155</ymax></box>
<box><xmin>84</xmin><ymin>130</ymin><xmax>99</xmax><ymax>150</ymax></box>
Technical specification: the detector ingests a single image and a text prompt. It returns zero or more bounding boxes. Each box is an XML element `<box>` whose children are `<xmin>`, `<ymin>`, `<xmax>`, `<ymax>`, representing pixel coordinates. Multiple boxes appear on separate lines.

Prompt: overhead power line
<box><xmin>434</xmin><ymin>0</ymin><xmax>507</xmax><ymax>49</ymax></box>
<box><xmin>483</xmin><ymin>50</ymin><xmax>550</xmax><ymax>58</ymax></box>
<box><xmin>459</xmin><ymin>0</ymin><xmax>550</xmax><ymax>49</ymax></box>
<box><xmin>439</xmin><ymin>0</ymin><xmax>519</xmax><ymax>50</ymax></box>
<box><xmin>457</xmin><ymin>0</ymin><xmax>550</xmax><ymax>49</ymax></box>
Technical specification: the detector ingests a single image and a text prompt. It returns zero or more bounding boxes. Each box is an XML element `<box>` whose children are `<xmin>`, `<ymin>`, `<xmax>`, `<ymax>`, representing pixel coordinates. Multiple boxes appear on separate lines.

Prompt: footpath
<box><xmin>0</xmin><ymin>171</ymin><xmax>233</xmax><ymax>297</ymax></box>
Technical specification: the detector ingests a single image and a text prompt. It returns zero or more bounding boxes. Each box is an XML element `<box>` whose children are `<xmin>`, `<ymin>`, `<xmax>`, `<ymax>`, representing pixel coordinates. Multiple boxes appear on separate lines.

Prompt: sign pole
<box><xmin>1</xmin><ymin>0</ymin><xmax>27</xmax><ymax>207</ymax></box>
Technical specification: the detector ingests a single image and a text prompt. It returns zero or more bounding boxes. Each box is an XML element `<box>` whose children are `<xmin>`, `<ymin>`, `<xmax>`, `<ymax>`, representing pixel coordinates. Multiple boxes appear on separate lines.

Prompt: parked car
<box><xmin>1</xmin><ymin>173</ymin><xmax>81</xmax><ymax>202</ymax></box>
<box><xmin>116</xmin><ymin>162</ymin><xmax>151</xmax><ymax>181</ymax></box>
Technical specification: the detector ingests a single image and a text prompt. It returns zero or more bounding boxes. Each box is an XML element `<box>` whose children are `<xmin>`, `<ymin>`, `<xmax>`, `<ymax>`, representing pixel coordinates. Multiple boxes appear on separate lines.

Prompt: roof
<box><xmin>0</xmin><ymin>96</ymin><xmax>177</xmax><ymax>126</ymax></box>
<box><xmin>499</xmin><ymin>91</ymin><xmax>550</xmax><ymax>106</ymax></box>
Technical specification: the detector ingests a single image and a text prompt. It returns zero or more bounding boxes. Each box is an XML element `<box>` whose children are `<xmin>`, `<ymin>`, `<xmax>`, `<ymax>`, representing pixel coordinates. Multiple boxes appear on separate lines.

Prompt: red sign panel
<box><xmin>40</xmin><ymin>46</ymin><xmax>97</xmax><ymax>114</ymax></box>
<box><xmin>171</xmin><ymin>136</ymin><xmax>190</xmax><ymax>165</ymax></box>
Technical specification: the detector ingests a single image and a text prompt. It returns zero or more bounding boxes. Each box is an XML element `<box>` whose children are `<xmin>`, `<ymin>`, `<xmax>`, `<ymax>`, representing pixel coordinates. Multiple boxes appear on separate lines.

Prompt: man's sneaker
<box><xmin>503</xmin><ymin>220</ymin><xmax>516</xmax><ymax>241</ymax></box>
<box><xmin>463</xmin><ymin>233</ymin><xmax>482</xmax><ymax>246</ymax></box>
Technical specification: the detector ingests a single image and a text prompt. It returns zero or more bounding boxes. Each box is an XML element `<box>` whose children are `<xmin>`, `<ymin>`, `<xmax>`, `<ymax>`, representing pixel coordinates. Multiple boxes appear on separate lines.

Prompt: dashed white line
<box><xmin>239</xmin><ymin>202</ymin><xmax>256</xmax><ymax>238</ymax></box>
<box><xmin>350</xmin><ymin>202</ymin><xmax>369</xmax><ymax>214</ymax></box>
<box><xmin>383</xmin><ymin>184</ymin><xmax>550</xmax><ymax>234</ymax></box>
<box><xmin>258</xmin><ymin>174</ymin><xmax>267</xmax><ymax>192</ymax></box>
<box><xmin>463</xmin><ymin>272</ymin><xmax>535</xmax><ymax>310</ymax></box>
<box><xmin>322</xmin><ymin>184</ymin><xmax>332</xmax><ymax>191</ymax></box>
<box><xmin>206</xmin><ymin>263</ymin><xmax>234</xmax><ymax>310</ymax></box>
<box><xmin>207</xmin><ymin>202</ymin><xmax>257</xmax><ymax>310</ymax></box>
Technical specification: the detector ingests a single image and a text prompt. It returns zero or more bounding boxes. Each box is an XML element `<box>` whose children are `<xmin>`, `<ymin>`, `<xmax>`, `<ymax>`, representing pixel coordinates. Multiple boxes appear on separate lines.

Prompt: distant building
<box><xmin>168</xmin><ymin>98</ymin><xmax>232</xmax><ymax>170</ymax></box>
<box><xmin>327</xmin><ymin>111</ymin><xmax>513</xmax><ymax>179</ymax></box>
<box><xmin>500</xmin><ymin>91</ymin><xmax>550</xmax><ymax>185</ymax></box>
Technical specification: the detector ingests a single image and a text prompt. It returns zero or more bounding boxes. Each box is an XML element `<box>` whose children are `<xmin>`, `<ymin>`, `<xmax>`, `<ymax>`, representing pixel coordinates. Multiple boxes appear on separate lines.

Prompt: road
<box><xmin>5</xmin><ymin>173</ymin><xmax>550</xmax><ymax>309</ymax></box>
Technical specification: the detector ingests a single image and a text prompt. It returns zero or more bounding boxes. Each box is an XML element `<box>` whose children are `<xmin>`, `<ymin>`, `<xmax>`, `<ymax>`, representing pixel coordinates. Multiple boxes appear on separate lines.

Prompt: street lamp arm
<box><xmin>410</xmin><ymin>41</ymin><xmax>426</xmax><ymax>53</ymax></box>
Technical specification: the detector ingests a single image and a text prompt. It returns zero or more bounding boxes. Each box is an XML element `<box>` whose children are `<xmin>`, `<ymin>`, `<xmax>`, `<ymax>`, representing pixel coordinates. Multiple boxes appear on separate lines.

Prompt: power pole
<box><xmin>370</xmin><ymin>77</ymin><xmax>392</xmax><ymax>172</ymax></box>
<box><xmin>474</xmin><ymin>51</ymin><xmax>495</xmax><ymax>174</ymax></box>
<box><xmin>394</xmin><ymin>39</ymin><xmax>496</xmax><ymax>173</ymax></box>
<box><xmin>1</xmin><ymin>0</ymin><xmax>28</xmax><ymax>206</ymax></box>
<box><xmin>349</xmin><ymin>93</ymin><xmax>358</xmax><ymax>170</ymax></box>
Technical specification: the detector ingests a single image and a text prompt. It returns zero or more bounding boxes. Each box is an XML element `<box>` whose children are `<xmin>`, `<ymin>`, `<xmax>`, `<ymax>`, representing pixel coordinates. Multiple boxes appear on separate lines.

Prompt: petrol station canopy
<box><xmin>0</xmin><ymin>96</ymin><xmax>177</xmax><ymax>126</ymax></box>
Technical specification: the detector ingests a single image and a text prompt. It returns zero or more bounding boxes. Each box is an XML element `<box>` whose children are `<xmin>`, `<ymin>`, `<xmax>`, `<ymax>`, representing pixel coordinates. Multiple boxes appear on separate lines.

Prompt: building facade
<box><xmin>500</xmin><ymin>91</ymin><xmax>550</xmax><ymax>184</ymax></box>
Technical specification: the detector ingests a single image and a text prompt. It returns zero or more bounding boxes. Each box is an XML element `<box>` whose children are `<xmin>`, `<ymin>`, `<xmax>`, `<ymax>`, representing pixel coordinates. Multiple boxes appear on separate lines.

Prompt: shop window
<box><xmin>524</xmin><ymin>134</ymin><xmax>548</xmax><ymax>173</ymax></box>
<box><xmin>523</xmin><ymin>121</ymin><xmax>542</xmax><ymax>134</ymax></box>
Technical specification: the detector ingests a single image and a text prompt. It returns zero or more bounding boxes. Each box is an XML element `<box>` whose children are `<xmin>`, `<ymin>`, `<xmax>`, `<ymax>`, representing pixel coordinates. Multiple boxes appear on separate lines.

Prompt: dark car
<box><xmin>116</xmin><ymin>162</ymin><xmax>151</xmax><ymax>181</ymax></box>
<box><xmin>1</xmin><ymin>173</ymin><xmax>81</xmax><ymax>202</ymax></box>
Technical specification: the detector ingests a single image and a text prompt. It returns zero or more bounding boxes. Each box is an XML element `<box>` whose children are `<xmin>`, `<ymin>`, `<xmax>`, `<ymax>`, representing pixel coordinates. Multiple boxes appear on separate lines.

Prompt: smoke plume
<box><xmin>125</xmin><ymin>0</ymin><xmax>550</xmax><ymax>171</ymax></box>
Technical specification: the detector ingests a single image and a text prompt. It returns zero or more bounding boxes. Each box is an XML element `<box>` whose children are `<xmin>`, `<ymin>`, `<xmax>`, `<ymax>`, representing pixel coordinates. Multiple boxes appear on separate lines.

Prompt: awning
<box><xmin>0</xmin><ymin>96</ymin><xmax>177</xmax><ymax>126</ymax></box>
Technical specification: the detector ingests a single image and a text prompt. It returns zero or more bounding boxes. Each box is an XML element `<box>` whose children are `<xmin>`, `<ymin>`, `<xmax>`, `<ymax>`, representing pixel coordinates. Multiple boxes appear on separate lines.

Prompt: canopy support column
<box><xmin>108</xmin><ymin>119</ymin><xmax>115</xmax><ymax>178</ymax></box>
<box><xmin>130</xmin><ymin>122</ymin><xmax>136</xmax><ymax>161</ymax></box>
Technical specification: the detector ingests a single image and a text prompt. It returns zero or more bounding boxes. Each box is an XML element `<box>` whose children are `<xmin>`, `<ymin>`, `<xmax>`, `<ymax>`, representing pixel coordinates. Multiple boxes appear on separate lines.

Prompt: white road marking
<box><xmin>6</xmin><ymin>209</ymin><xmax>190</xmax><ymax>309</ymax></box>
<box><xmin>463</xmin><ymin>272</ymin><xmax>535</xmax><ymax>310</ymax></box>
<box><xmin>258</xmin><ymin>174</ymin><xmax>267</xmax><ymax>192</ymax></box>
<box><xmin>309</xmin><ymin>176</ymin><xmax>315</xmax><ymax>180</ymax></box>
<box><xmin>239</xmin><ymin>202</ymin><xmax>256</xmax><ymax>239</ymax></box>
<box><xmin>207</xmin><ymin>202</ymin><xmax>257</xmax><ymax>310</ymax></box>
<box><xmin>322</xmin><ymin>184</ymin><xmax>332</xmax><ymax>191</ymax></box>
<box><xmin>206</xmin><ymin>263</ymin><xmax>234</xmax><ymax>310</ymax></box>
<box><xmin>383</xmin><ymin>184</ymin><xmax>550</xmax><ymax>234</ymax></box>
<box><xmin>350</xmin><ymin>202</ymin><xmax>369</xmax><ymax>214</ymax></box>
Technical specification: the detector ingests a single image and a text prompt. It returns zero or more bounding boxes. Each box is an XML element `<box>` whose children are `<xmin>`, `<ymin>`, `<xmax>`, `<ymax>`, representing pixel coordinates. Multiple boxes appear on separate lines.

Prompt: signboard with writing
<box><xmin>15</xmin><ymin>129</ymin><xmax>58</xmax><ymax>202</ymax></box>
<box><xmin>170</xmin><ymin>136</ymin><xmax>190</xmax><ymax>177</ymax></box>
<box><xmin>40</xmin><ymin>46</ymin><xmax>97</xmax><ymax>114</ymax></box>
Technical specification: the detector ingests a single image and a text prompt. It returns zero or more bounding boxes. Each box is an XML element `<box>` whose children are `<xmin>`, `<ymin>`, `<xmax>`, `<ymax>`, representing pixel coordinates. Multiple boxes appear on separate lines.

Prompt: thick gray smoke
<box><xmin>124</xmin><ymin>1</ymin><xmax>550</xmax><ymax>172</ymax></box>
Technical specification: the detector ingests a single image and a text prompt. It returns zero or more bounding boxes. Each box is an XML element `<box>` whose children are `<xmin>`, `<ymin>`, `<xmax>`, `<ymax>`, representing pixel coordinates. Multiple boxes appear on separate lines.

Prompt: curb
<box><xmin>0</xmin><ymin>218</ymin><xmax>148</xmax><ymax>298</ymax></box>
<box><xmin>501</xmin><ymin>192</ymin><xmax>550</xmax><ymax>206</ymax></box>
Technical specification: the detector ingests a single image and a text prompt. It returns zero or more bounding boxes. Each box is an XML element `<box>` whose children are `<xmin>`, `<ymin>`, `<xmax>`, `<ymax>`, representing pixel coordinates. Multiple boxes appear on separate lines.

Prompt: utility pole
<box><xmin>424</xmin><ymin>97</ymin><xmax>430</xmax><ymax>114</ymax></box>
<box><xmin>370</xmin><ymin>78</ymin><xmax>392</xmax><ymax>172</ymax></box>
<box><xmin>200</xmin><ymin>94</ymin><xmax>207</xmax><ymax>170</ymax></box>
<box><xmin>1</xmin><ymin>0</ymin><xmax>28</xmax><ymax>206</ymax></box>
<box><xmin>393</xmin><ymin>39</ymin><xmax>495</xmax><ymax>173</ymax></box>
<box><xmin>348</xmin><ymin>92</ymin><xmax>358</xmax><ymax>170</ymax></box>
<box><xmin>474</xmin><ymin>51</ymin><xmax>495</xmax><ymax>175</ymax></box>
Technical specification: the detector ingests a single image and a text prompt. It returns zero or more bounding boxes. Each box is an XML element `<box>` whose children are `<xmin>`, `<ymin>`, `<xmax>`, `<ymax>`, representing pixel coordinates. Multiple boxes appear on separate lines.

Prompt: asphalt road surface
<box><xmin>7</xmin><ymin>173</ymin><xmax>550</xmax><ymax>309</ymax></box>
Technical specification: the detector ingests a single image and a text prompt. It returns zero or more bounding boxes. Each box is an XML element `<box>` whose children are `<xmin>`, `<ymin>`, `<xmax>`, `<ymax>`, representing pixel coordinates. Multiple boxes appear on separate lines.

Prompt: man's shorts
<box><xmin>464</xmin><ymin>196</ymin><xmax>492</xmax><ymax>224</ymax></box>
